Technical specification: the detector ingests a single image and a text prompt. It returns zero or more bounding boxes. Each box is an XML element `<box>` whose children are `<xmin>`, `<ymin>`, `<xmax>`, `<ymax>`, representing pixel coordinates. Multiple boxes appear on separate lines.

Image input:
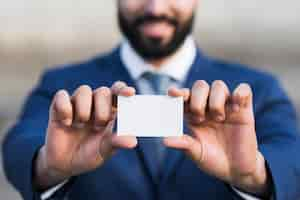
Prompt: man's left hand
<box><xmin>164</xmin><ymin>80</ymin><xmax>271</xmax><ymax>197</ymax></box>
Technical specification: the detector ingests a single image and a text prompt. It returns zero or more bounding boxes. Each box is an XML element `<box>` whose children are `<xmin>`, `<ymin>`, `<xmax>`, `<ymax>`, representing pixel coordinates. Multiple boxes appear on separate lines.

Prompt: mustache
<box><xmin>134</xmin><ymin>15</ymin><xmax>178</xmax><ymax>27</ymax></box>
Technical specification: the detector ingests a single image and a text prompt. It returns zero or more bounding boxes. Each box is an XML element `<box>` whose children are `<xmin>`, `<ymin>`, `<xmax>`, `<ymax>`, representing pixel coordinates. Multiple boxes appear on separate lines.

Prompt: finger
<box><xmin>111</xmin><ymin>135</ymin><xmax>138</xmax><ymax>149</ymax></box>
<box><xmin>228</xmin><ymin>84</ymin><xmax>257</xmax><ymax>173</ymax></box>
<box><xmin>167</xmin><ymin>86</ymin><xmax>190</xmax><ymax>101</ymax></box>
<box><xmin>185</xmin><ymin>113</ymin><xmax>205</xmax><ymax>125</ymax></box>
<box><xmin>93</xmin><ymin>87</ymin><xmax>113</xmax><ymax>127</ymax></box>
<box><xmin>111</xmin><ymin>81</ymin><xmax>135</xmax><ymax>97</ymax></box>
<box><xmin>50</xmin><ymin>90</ymin><xmax>73</xmax><ymax>126</ymax></box>
<box><xmin>190</xmin><ymin>80</ymin><xmax>210</xmax><ymax>119</ymax></box>
<box><xmin>111</xmin><ymin>81</ymin><xmax>136</xmax><ymax>107</ymax></box>
<box><xmin>99</xmin><ymin>134</ymin><xmax>137</xmax><ymax>159</ymax></box>
<box><xmin>231</xmin><ymin>83</ymin><xmax>253</xmax><ymax>110</ymax></box>
<box><xmin>164</xmin><ymin>134</ymin><xmax>203</xmax><ymax>164</ymax></box>
<box><xmin>111</xmin><ymin>81</ymin><xmax>126</xmax><ymax>94</ymax></box>
<box><xmin>209</xmin><ymin>80</ymin><xmax>230</xmax><ymax>122</ymax></box>
<box><xmin>71</xmin><ymin>85</ymin><xmax>93</xmax><ymax>125</ymax></box>
<box><xmin>228</xmin><ymin>83</ymin><xmax>254</xmax><ymax>124</ymax></box>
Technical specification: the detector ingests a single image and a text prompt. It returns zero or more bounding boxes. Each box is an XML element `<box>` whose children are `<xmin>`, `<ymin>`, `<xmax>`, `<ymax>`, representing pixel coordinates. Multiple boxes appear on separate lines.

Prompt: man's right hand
<box><xmin>34</xmin><ymin>82</ymin><xmax>137</xmax><ymax>190</ymax></box>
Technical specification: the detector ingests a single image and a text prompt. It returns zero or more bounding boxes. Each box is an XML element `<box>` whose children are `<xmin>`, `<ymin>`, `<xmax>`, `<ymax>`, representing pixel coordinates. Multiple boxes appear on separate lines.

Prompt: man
<box><xmin>2</xmin><ymin>0</ymin><xmax>300</xmax><ymax>199</ymax></box>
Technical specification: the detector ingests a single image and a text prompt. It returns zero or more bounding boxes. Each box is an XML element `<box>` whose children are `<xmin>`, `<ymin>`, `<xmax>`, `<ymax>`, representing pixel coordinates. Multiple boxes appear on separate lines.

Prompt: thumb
<box><xmin>50</xmin><ymin>90</ymin><xmax>73</xmax><ymax>126</ymax></box>
<box><xmin>164</xmin><ymin>134</ymin><xmax>203</xmax><ymax>165</ymax></box>
<box><xmin>98</xmin><ymin>133</ymin><xmax>137</xmax><ymax>161</ymax></box>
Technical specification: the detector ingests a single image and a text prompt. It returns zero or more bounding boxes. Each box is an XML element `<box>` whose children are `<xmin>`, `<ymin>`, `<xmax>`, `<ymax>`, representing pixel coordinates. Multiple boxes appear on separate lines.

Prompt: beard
<box><xmin>118</xmin><ymin>10</ymin><xmax>195</xmax><ymax>60</ymax></box>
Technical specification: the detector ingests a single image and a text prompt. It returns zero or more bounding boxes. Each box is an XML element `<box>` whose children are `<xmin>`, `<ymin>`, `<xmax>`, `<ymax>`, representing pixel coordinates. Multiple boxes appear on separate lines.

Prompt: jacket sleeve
<box><xmin>254</xmin><ymin>76</ymin><xmax>300</xmax><ymax>200</ymax></box>
<box><xmin>2</xmin><ymin>70</ymin><xmax>57</xmax><ymax>200</ymax></box>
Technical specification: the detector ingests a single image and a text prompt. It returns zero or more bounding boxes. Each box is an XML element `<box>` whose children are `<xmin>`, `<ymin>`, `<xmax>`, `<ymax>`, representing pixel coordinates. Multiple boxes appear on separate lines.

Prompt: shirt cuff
<box><xmin>41</xmin><ymin>181</ymin><xmax>272</xmax><ymax>200</ymax></box>
<box><xmin>41</xmin><ymin>180</ymin><xmax>69</xmax><ymax>200</ymax></box>
<box><xmin>231</xmin><ymin>187</ymin><xmax>263</xmax><ymax>200</ymax></box>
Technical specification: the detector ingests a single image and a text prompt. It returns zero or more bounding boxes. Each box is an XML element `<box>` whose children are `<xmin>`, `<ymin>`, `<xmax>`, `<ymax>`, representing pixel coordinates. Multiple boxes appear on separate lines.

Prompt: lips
<box><xmin>140</xmin><ymin>21</ymin><xmax>174</xmax><ymax>38</ymax></box>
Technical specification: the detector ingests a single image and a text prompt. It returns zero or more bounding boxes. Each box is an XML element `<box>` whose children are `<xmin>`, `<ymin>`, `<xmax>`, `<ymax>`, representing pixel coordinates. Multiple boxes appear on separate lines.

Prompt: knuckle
<box><xmin>96</xmin><ymin>117</ymin><xmax>109</xmax><ymax>126</ymax></box>
<box><xmin>95</xmin><ymin>109</ymin><xmax>111</xmax><ymax>125</ymax></box>
<box><xmin>54</xmin><ymin>101</ymin><xmax>69</xmax><ymax>116</ymax></box>
<box><xmin>209</xmin><ymin>105</ymin><xmax>223</xmax><ymax>116</ymax></box>
<box><xmin>78</xmin><ymin>112</ymin><xmax>90</xmax><ymax>122</ymax></box>
<box><xmin>96</xmin><ymin>109</ymin><xmax>110</xmax><ymax>122</ymax></box>
<box><xmin>74</xmin><ymin>103</ymin><xmax>91</xmax><ymax>122</ymax></box>
<box><xmin>190</xmin><ymin>104</ymin><xmax>204</xmax><ymax>116</ymax></box>
<box><xmin>209</xmin><ymin>99</ymin><xmax>225</xmax><ymax>115</ymax></box>
<box><xmin>75</xmin><ymin>110</ymin><xmax>89</xmax><ymax>122</ymax></box>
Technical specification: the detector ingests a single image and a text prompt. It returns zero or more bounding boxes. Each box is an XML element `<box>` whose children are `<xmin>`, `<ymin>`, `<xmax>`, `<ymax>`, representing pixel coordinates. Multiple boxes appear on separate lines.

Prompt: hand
<box><xmin>34</xmin><ymin>82</ymin><xmax>137</xmax><ymax>189</ymax></box>
<box><xmin>164</xmin><ymin>80</ymin><xmax>271</xmax><ymax>197</ymax></box>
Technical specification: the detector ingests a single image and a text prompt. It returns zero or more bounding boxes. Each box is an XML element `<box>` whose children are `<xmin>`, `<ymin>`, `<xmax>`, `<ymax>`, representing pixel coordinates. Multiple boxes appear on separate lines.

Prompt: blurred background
<box><xmin>0</xmin><ymin>0</ymin><xmax>299</xmax><ymax>199</ymax></box>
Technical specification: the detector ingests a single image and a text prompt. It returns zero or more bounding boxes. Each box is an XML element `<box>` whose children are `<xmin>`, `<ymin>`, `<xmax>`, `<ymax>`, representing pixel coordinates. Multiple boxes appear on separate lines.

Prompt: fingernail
<box><xmin>62</xmin><ymin>118</ymin><xmax>72</xmax><ymax>126</ymax></box>
<box><xmin>199</xmin><ymin>116</ymin><xmax>205</xmax><ymax>122</ymax></box>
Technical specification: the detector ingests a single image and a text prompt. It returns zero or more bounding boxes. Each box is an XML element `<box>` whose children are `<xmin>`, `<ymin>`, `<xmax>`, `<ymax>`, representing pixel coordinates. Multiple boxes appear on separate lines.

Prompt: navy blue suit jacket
<box><xmin>3</xmin><ymin>47</ymin><xmax>300</xmax><ymax>200</ymax></box>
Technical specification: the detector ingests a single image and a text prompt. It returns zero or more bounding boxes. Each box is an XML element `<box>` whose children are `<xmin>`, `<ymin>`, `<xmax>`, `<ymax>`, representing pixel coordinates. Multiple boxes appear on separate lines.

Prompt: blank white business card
<box><xmin>117</xmin><ymin>95</ymin><xmax>183</xmax><ymax>137</ymax></box>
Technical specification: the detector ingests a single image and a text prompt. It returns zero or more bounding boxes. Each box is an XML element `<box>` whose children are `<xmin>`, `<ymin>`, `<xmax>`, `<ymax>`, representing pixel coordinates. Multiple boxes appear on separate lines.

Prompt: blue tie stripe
<box><xmin>142</xmin><ymin>72</ymin><xmax>173</xmax><ymax>94</ymax></box>
<box><xmin>140</xmin><ymin>72</ymin><xmax>174</xmax><ymax>181</ymax></box>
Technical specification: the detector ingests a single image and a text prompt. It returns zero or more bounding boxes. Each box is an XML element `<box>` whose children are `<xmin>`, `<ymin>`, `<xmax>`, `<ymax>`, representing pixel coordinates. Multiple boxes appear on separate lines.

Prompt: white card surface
<box><xmin>117</xmin><ymin>95</ymin><xmax>183</xmax><ymax>137</ymax></box>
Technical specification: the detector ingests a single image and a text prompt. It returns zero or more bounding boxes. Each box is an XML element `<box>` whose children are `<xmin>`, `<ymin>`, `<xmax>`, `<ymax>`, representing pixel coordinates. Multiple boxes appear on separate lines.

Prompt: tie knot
<box><xmin>142</xmin><ymin>72</ymin><xmax>172</xmax><ymax>95</ymax></box>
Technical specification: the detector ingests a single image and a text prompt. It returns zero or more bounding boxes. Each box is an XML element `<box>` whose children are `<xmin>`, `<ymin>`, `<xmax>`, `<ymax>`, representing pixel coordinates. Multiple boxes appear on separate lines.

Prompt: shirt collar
<box><xmin>120</xmin><ymin>36</ymin><xmax>197</xmax><ymax>82</ymax></box>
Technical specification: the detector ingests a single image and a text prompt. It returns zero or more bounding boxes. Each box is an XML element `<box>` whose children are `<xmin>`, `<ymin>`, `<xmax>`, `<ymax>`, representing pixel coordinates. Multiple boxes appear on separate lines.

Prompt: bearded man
<box><xmin>3</xmin><ymin>0</ymin><xmax>300</xmax><ymax>200</ymax></box>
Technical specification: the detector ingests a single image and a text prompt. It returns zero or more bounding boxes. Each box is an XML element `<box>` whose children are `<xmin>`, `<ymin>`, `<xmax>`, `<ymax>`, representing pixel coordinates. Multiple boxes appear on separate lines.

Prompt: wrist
<box><xmin>232</xmin><ymin>151</ymin><xmax>272</xmax><ymax>198</ymax></box>
<box><xmin>33</xmin><ymin>146</ymin><xmax>70</xmax><ymax>190</ymax></box>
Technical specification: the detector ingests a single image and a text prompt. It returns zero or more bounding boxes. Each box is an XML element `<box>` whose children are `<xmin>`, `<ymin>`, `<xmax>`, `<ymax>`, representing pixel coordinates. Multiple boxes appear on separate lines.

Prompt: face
<box><xmin>118</xmin><ymin>0</ymin><xmax>198</xmax><ymax>60</ymax></box>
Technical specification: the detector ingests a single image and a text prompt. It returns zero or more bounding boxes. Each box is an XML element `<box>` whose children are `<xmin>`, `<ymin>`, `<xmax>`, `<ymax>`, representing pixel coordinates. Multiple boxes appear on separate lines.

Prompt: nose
<box><xmin>145</xmin><ymin>0</ymin><xmax>169</xmax><ymax>16</ymax></box>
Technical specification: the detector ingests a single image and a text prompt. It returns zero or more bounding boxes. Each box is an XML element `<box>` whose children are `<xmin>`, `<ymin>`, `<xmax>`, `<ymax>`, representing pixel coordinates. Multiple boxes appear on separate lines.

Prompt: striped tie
<box><xmin>139</xmin><ymin>71</ymin><xmax>174</xmax><ymax>182</ymax></box>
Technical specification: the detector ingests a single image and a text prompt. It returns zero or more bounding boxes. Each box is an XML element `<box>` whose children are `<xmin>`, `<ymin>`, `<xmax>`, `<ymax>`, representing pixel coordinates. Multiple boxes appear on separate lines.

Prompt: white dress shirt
<box><xmin>41</xmin><ymin>37</ymin><xmax>262</xmax><ymax>200</ymax></box>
